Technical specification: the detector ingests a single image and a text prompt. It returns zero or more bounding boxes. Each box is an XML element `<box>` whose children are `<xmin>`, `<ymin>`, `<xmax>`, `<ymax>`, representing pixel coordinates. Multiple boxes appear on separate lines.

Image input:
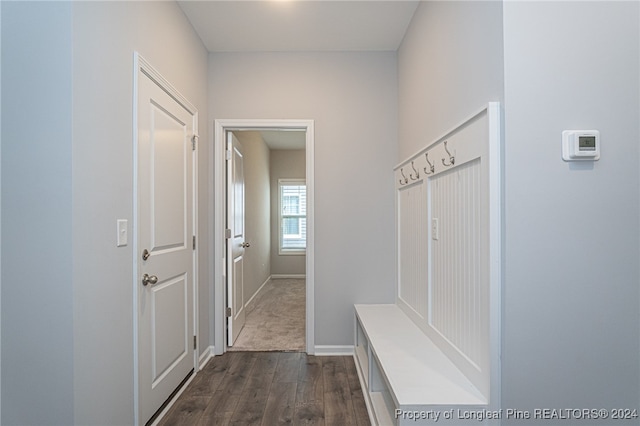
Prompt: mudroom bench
<box><xmin>354</xmin><ymin>304</ymin><xmax>487</xmax><ymax>426</ymax></box>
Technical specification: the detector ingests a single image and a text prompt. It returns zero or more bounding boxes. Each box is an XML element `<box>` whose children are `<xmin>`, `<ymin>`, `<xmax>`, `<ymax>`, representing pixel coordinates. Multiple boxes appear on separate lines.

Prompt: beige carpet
<box><xmin>228</xmin><ymin>278</ymin><xmax>305</xmax><ymax>352</ymax></box>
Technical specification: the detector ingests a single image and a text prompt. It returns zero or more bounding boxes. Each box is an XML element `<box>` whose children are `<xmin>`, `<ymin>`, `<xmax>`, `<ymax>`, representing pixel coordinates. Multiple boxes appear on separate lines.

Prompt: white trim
<box><xmin>394</xmin><ymin>104</ymin><xmax>490</xmax><ymax>171</ymax></box>
<box><xmin>314</xmin><ymin>345</ymin><xmax>354</xmax><ymax>356</ymax></box>
<box><xmin>133</xmin><ymin>52</ymin><xmax>199</xmax><ymax>424</ymax></box>
<box><xmin>191</xmin><ymin>96</ymin><xmax>200</xmax><ymax>385</ymax></box>
<box><xmin>305</xmin><ymin>123</ymin><xmax>315</xmax><ymax>355</ymax></box>
<box><xmin>0</xmin><ymin>5</ymin><xmax>3</xmax><ymax>420</ymax></box>
<box><xmin>487</xmin><ymin>101</ymin><xmax>503</xmax><ymax>413</ymax></box>
<box><xmin>353</xmin><ymin>354</ymin><xmax>376</xmax><ymax>426</ymax></box>
<box><xmin>199</xmin><ymin>346</ymin><xmax>215</xmax><ymax>371</ymax></box>
<box><xmin>278</xmin><ymin>178</ymin><xmax>307</xmax><ymax>255</ymax></box>
<box><xmin>137</xmin><ymin>57</ymin><xmax>197</xmax><ymax>116</ymax></box>
<box><xmin>132</xmin><ymin>52</ymin><xmax>141</xmax><ymax>426</ymax></box>
<box><xmin>213</xmin><ymin>119</ymin><xmax>315</xmax><ymax>355</ymax></box>
<box><xmin>147</xmin><ymin>373</ymin><xmax>197</xmax><ymax>426</ymax></box>
<box><xmin>393</xmin><ymin>102</ymin><xmax>502</xmax><ymax>410</ymax></box>
<box><xmin>271</xmin><ymin>274</ymin><xmax>306</xmax><ymax>280</ymax></box>
<box><xmin>213</xmin><ymin>120</ymin><xmax>225</xmax><ymax>355</ymax></box>
<box><xmin>244</xmin><ymin>276</ymin><xmax>271</xmax><ymax>307</ymax></box>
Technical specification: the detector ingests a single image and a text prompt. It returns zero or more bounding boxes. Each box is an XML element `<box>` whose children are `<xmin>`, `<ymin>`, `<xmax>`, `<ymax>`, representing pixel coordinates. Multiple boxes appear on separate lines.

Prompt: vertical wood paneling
<box><xmin>397</xmin><ymin>181</ymin><xmax>428</xmax><ymax>320</ymax></box>
<box><xmin>430</xmin><ymin>159</ymin><xmax>485</xmax><ymax>368</ymax></box>
<box><xmin>394</xmin><ymin>104</ymin><xmax>500</xmax><ymax>399</ymax></box>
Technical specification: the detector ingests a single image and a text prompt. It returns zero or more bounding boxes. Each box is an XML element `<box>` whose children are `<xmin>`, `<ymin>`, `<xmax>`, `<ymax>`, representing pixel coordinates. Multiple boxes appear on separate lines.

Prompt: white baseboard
<box><xmin>245</xmin><ymin>276</ymin><xmax>271</xmax><ymax>308</ymax></box>
<box><xmin>150</xmin><ymin>344</ymin><xmax>215</xmax><ymax>426</ymax></box>
<box><xmin>243</xmin><ymin>275</ymin><xmax>305</xmax><ymax>313</ymax></box>
<box><xmin>149</xmin><ymin>371</ymin><xmax>197</xmax><ymax>426</ymax></box>
<box><xmin>271</xmin><ymin>274</ymin><xmax>306</xmax><ymax>279</ymax></box>
<box><xmin>199</xmin><ymin>346</ymin><xmax>215</xmax><ymax>370</ymax></box>
<box><xmin>314</xmin><ymin>345</ymin><xmax>354</xmax><ymax>356</ymax></box>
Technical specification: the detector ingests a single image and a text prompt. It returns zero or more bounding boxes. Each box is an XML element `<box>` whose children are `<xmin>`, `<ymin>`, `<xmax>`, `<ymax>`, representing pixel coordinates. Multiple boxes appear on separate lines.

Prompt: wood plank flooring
<box><xmin>158</xmin><ymin>352</ymin><xmax>370</xmax><ymax>426</ymax></box>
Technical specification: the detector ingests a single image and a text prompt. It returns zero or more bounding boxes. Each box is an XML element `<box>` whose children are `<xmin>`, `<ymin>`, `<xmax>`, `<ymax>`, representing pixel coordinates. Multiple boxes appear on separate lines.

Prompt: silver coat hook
<box><xmin>424</xmin><ymin>152</ymin><xmax>434</xmax><ymax>175</ymax></box>
<box><xmin>409</xmin><ymin>161</ymin><xmax>420</xmax><ymax>180</ymax></box>
<box><xmin>399</xmin><ymin>168</ymin><xmax>408</xmax><ymax>185</ymax></box>
<box><xmin>442</xmin><ymin>140</ymin><xmax>455</xmax><ymax>167</ymax></box>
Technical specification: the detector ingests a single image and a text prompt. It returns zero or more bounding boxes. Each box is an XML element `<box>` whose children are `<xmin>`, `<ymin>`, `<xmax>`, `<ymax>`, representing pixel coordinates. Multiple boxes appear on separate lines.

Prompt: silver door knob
<box><xmin>241</xmin><ymin>242</ymin><xmax>250</xmax><ymax>248</ymax></box>
<box><xmin>142</xmin><ymin>273</ymin><xmax>158</xmax><ymax>286</ymax></box>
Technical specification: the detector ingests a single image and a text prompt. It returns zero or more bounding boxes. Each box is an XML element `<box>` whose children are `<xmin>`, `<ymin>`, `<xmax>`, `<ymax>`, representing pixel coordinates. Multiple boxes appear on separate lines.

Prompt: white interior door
<box><xmin>227</xmin><ymin>133</ymin><xmax>246</xmax><ymax>346</ymax></box>
<box><xmin>137</xmin><ymin>67</ymin><xmax>195</xmax><ymax>425</ymax></box>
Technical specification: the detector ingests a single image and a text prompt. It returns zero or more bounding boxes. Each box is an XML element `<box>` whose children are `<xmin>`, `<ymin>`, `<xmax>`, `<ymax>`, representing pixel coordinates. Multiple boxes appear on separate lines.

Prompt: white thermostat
<box><xmin>562</xmin><ymin>130</ymin><xmax>600</xmax><ymax>161</ymax></box>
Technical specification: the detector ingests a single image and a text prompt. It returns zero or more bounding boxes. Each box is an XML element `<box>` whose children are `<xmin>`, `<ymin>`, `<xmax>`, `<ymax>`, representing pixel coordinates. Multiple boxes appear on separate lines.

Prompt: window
<box><xmin>279</xmin><ymin>179</ymin><xmax>306</xmax><ymax>254</ymax></box>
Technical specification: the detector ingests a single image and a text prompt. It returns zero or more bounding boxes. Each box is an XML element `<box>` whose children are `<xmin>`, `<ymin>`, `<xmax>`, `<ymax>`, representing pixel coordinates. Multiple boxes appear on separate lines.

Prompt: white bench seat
<box><xmin>354</xmin><ymin>304</ymin><xmax>486</xmax><ymax>425</ymax></box>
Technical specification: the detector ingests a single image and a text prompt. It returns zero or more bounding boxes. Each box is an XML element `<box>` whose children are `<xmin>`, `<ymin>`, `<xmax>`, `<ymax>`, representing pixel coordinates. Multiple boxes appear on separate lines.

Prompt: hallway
<box><xmin>158</xmin><ymin>352</ymin><xmax>370</xmax><ymax>426</ymax></box>
<box><xmin>229</xmin><ymin>278</ymin><xmax>305</xmax><ymax>352</ymax></box>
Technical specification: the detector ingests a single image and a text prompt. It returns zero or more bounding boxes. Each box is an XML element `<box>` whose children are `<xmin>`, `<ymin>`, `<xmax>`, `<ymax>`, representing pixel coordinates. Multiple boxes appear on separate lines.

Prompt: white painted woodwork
<box><xmin>354</xmin><ymin>304</ymin><xmax>486</xmax><ymax>426</ymax></box>
<box><xmin>431</xmin><ymin>159</ymin><xmax>487</xmax><ymax>373</ymax></box>
<box><xmin>350</xmin><ymin>103</ymin><xmax>501</xmax><ymax>423</ymax></box>
<box><xmin>227</xmin><ymin>133</ymin><xmax>246</xmax><ymax>345</ymax></box>
<box><xmin>397</xmin><ymin>181</ymin><xmax>428</xmax><ymax>321</ymax></box>
<box><xmin>213</xmin><ymin>119</ymin><xmax>315</xmax><ymax>355</ymax></box>
<box><xmin>392</xmin><ymin>104</ymin><xmax>499</xmax><ymax>399</ymax></box>
<box><xmin>137</xmin><ymin>60</ymin><xmax>195</xmax><ymax>425</ymax></box>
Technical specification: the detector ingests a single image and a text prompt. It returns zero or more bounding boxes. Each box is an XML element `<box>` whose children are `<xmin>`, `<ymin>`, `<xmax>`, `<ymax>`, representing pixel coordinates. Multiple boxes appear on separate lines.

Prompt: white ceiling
<box><xmin>178</xmin><ymin>1</ymin><xmax>420</xmax><ymax>53</ymax></box>
<box><xmin>233</xmin><ymin>130</ymin><xmax>306</xmax><ymax>150</ymax></box>
<box><xmin>259</xmin><ymin>130</ymin><xmax>306</xmax><ymax>149</ymax></box>
<box><xmin>182</xmin><ymin>1</ymin><xmax>419</xmax><ymax>150</ymax></box>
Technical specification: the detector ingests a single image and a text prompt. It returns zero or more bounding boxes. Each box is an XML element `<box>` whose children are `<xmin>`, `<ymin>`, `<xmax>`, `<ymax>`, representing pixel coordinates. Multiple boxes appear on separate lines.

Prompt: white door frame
<box><xmin>133</xmin><ymin>52</ymin><xmax>199</xmax><ymax>425</ymax></box>
<box><xmin>226</xmin><ymin>132</ymin><xmax>247</xmax><ymax>346</ymax></box>
<box><xmin>213</xmin><ymin>119</ymin><xmax>315</xmax><ymax>355</ymax></box>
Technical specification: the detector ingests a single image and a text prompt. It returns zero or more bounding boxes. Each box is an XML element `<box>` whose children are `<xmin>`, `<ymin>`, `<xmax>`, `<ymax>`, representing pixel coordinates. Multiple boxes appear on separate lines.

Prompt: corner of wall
<box><xmin>2</xmin><ymin>2</ymin><xmax>74</xmax><ymax>424</ymax></box>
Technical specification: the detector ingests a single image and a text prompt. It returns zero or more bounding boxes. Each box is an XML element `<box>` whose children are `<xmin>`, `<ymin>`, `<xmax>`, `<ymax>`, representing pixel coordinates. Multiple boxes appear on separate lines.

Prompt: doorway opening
<box><xmin>213</xmin><ymin>120</ymin><xmax>315</xmax><ymax>355</ymax></box>
<box><xmin>226</xmin><ymin>130</ymin><xmax>306</xmax><ymax>352</ymax></box>
<box><xmin>133</xmin><ymin>53</ymin><xmax>199</xmax><ymax>426</ymax></box>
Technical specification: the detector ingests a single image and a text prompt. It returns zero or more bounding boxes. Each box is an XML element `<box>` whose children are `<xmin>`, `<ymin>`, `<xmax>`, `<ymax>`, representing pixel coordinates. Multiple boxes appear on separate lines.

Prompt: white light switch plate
<box><xmin>117</xmin><ymin>219</ymin><xmax>128</xmax><ymax>247</ymax></box>
<box><xmin>432</xmin><ymin>218</ymin><xmax>439</xmax><ymax>240</ymax></box>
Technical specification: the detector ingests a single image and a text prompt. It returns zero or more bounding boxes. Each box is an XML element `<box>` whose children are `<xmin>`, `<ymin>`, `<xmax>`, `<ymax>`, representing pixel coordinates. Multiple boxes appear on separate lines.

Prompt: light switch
<box><xmin>432</xmin><ymin>218</ymin><xmax>439</xmax><ymax>241</ymax></box>
<box><xmin>117</xmin><ymin>219</ymin><xmax>128</xmax><ymax>247</ymax></box>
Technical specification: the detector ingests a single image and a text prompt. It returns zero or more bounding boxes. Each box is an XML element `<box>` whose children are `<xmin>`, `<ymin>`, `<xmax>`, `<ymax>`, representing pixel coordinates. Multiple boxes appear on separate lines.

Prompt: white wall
<box><xmin>0</xmin><ymin>3</ymin><xmax>2</xmax><ymax>420</ymax></box>
<box><xmin>1</xmin><ymin>3</ymin><xmax>74</xmax><ymax>424</ymax></box>
<box><xmin>2</xmin><ymin>2</ymin><xmax>210</xmax><ymax>424</ymax></box>
<box><xmin>396</xmin><ymin>0</ymin><xmax>504</xmax><ymax>412</ymax></box>
<box><xmin>270</xmin><ymin>149</ymin><xmax>306</xmax><ymax>276</ymax></box>
<box><xmin>399</xmin><ymin>1</ymin><xmax>640</xmax><ymax>418</ymax></box>
<box><xmin>72</xmin><ymin>2</ymin><xmax>209</xmax><ymax>423</ymax></box>
<box><xmin>502</xmin><ymin>2</ymin><xmax>640</xmax><ymax>422</ymax></box>
<box><xmin>397</xmin><ymin>0</ymin><xmax>504</xmax><ymax>161</ymax></box>
<box><xmin>210</xmin><ymin>52</ymin><xmax>397</xmax><ymax>347</ymax></box>
<box><xmin>234</xmin><ymin>131</ymin><xmax>272</xmax><ymax>301</ymax></box>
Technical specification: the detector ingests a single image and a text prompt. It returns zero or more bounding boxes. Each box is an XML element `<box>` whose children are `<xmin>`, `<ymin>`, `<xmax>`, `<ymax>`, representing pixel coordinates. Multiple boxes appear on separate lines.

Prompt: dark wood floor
<box><xmin>158</xmin><ymin>352</ymin><xmax>371</xmax><ymax>426</ymax></box>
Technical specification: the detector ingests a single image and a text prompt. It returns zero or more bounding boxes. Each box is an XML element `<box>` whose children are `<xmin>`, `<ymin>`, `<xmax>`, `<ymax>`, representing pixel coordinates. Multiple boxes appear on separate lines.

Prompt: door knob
<box><xmin>241</xmin><ymin>242</ymin><xmax>250</xmax><ymax>248</ymax></box>
<box><xmin>142</xmin><ymin>273</ymin><xmax>158</xmax><ymax>286</ymax></box>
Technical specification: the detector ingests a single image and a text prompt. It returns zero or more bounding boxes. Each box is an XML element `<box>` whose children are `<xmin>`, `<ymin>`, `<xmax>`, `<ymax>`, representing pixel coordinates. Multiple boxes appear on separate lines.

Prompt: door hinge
<box><xmin>225</xmin><ymin>228</ymin><xmax>232</xmax><ymax>239</ymax></box>
<box><xmin>226</xmin><ymin>307</ymin><xmax>232</xmax><ymax>318</ymax></box>
<box><xmin>193</xmin><ymin>335</ymin><xmax>197</xmax><ymax>350</ymax></box>
<box><xmin>191</xmin><ymin>135</ymin><xmax>198</xmax><ymax>151</ymax></box>
<box><xmin>226</xmin><ymin>149</ymin><xmax>232</xmax><ymax>161</ymax></box>
<box><xmin>193</xmin><ymin>235</ymin><xmax>196</xmax><ymax>250</ymax></box>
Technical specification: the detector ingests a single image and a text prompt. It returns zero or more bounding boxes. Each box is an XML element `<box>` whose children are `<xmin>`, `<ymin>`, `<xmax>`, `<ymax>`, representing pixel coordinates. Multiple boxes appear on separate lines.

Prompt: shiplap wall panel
<box><xmin>394</xmin><ymin>103</ymin><xmax>500</xmax><ymax>400</ymax></box>
<box><xmin>397</xmin><ymin>181</ymin><xmax>428</xmax><ymax>320</ymax></box>
<box><xmin>430</xmin><ymin>159</ymin><xmax>485</xmax><ymax>369</ymax></box>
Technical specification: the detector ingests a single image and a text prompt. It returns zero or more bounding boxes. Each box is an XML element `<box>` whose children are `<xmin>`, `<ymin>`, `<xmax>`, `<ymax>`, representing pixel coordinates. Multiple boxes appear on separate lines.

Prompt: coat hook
<box><xmin>409</xmin><ymin>161</ymin><xmax>420</xmax><ymax>180</ymax></box>
<box><xmin>442</xmin><ymin>140</ymin><xmax>455</xmax><ymax>167</ymax></box>
<box><xmin>399</xmin><ymin>168</ymin><xmax>408</xmax><ymax>185</ymax></box>
<box><xmin>424</xmin><ymin>152</ymin><xmax>434</xmax><ymax>175</ymax></box>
